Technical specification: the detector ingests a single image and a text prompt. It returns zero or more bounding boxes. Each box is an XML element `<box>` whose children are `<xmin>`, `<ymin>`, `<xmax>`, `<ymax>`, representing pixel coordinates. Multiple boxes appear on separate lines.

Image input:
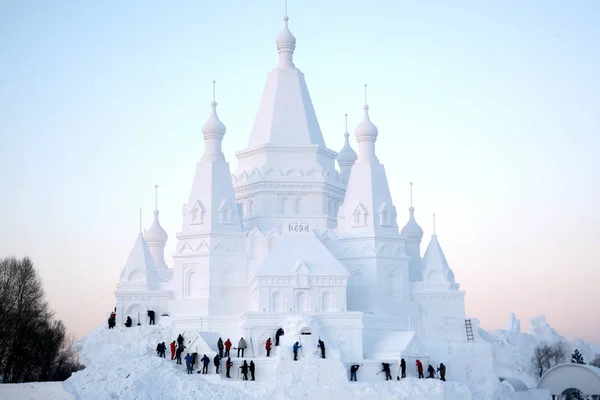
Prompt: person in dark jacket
<box><xmin>225</xmin><ymin>357</ymin><xmax>233</xmax><ymax>378</ymax></box>
<box><xmin>265</xmin><ymin>338</ymin><xmax>272</xmax><ymax>357</ymax></box>
<box><xmin>217</xmin><ymin>337</ymin><xmax>224</xmax><ymax>358</ymax></box>
<box><xmin>147</xmin><ymin>310</ymin><xmax>155</xmax><ymax>325</ymax></box>
<box><xmin>401</xmin><ymin>358</ymin><xmax>407</xmax><ymax>379</ymax></box>
<box><xmin>438</xmin><ymin>363</ymin><xmax>446</xmax><ymax>381</ymax></box>
<box><xmin>170</xmin><ymin>341</ymin><xmax>176</xmax><ymax>360</ymax></box>
<box><xmin>201</xmin><ymin>354</ymin><xmax>210</xmax><ymax>374</ymax></box>
<box><xmin>416</xmin><ymin>359</ymin><xmax>424</xmax><ymax>379</ymax></box>
<box><xmin>240</xmin><ymin>360</ymin><xmax>249</xmax><ymax>381</ymax></box>
<box><xmin>318</xmin><ymin>339</ymin><xmax>326</xmax><ymax>359</ymax></box>
<box><xmin>381</xmin><ymin>363</ymin><xmax>392</xmax><ymax>380</ymax></box>
<box><xmin>156</xmin><ymin>343</ymin><xmax>161</xmax><ymax>356</ymax></box>
<box><xmin>184</xmin><ymin>353</ymin><xmax>192</xmax><ymax>374</ymax></box>
<box><xmin>427</xmin><ymin>364</ymin><xmax>435</xmax><ymax>379</ymax></box>
<box><xmin>224</xmin><ymin>339</ymin><xmax>232</xmax><ymax>357</ymax></box>
<box><xmin>214</xmin><ymin>354</ymin><xmax>221</xmax><ymax>374</ymax></box>
<box><xmin>249</xmin><ymin>360</ymin><xmax>256</xmax><ymax>381</ymax></box>
<box><xmin>190</xmin><ymin>352</ymin><xmax>197</xmax><ymax>370</ymax></box>
<box><xmin>176</xmin><ymin>345</ymin><xmax>185</xmax><ymax>365</ymax></box>
<box><xmin>275</xmin><ymin>328</ymin><xmax>284</xmax><ymax>346</ymax></box>
<box><xmin>177</xmin><ymin>334</ymin><xmax>184</xmax><ymax>347</ymax></box>
<box><xmin>124</xmin><ymin>316</ymin><xmax>132</xmax><ymax>327</ymax></box>
<box><xmin>293</xmin><ymin>341</ymin><xmax>301</xmax><ymax>361</ymax></box>
<box><xmin>350</xmin><ymin>364</ymin><xmax>360</xmax><ymax>381</ymax></box>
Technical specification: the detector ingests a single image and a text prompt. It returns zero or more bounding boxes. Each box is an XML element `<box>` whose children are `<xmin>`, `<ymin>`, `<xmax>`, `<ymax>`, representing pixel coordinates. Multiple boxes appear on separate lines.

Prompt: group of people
<box><xmin>106</xmin><ymin>308</ymin><xmax>156</xmax><ymax>329</ymax></box>
<box><xmin>377</xmin><ymin>359</ymin><xmax>446</xmax><ymax>381</ymax></box>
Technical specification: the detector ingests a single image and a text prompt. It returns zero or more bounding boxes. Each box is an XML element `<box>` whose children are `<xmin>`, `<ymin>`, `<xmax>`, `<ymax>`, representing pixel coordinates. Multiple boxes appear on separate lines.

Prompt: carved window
<box><xmin>295</xmin><ymin>197</ymin><xmax>302</xmax><ymax>215</ymax></box>
<box><xmin>280</xmin><ymin>198</ymin><xmax>288</xmax><ymax>215</ymax></box>
<box><xmin>247</xmin><ymin>200</ymin><xmax>253</xmax><ymax>217</ymax></box>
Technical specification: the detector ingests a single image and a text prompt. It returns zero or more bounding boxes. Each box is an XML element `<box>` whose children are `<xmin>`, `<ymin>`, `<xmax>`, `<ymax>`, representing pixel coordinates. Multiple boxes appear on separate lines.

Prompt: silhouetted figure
<box><xmin>249</xmin><ymin>360</ymin><xmax>255</xmax><ymax>381</ymax></box>
<box><xmin>240</xmin><ymin>361</ymin><xmax>249</xmax><ymax>381</ymax></box>
<box><xmin>350</xmin><ymin>364</ymin><xmax>360</xmax><ymax>381</ymax></box>
<box><xmin>177</xmin><ymin>334</ymin><xmax>184</xmax><ymax>347</ymax></box>
<box><xmin>293</xmin><ymin>341</ymin><xmax>301</xmax><ymax>361</ymax></box>
<box><xmin>318</xmin><ymin>339</ymin><xmax>326</xmax><ymax>359</ymax></box>
<box><xmin>217</xmin><ymin>337</ymin><xmax>224</xmax><ymax>358</ymax></box>
<box><xmin>275</xmin><ymin>328</ymin><xmax>284</xmax><ymax>346</ymax></box>
<box><xmin>400</xmin><ymin>358</ymin><xmax>406</xmax><ymax>379</ymax></box>
<box><xmin>381</xmin><ymin>363</ymin><xmax>392</xmax><ymax>380</ymax></box>
<box><xmin>438</xmin><ymin>363</ymin><xmax>446</xmax><ymax>381</ymax></box>
<box><xmin>147</xmin><ymin>310</ymin><xmax>155</xmax><ymax>325</ymax></box>
<box><xmin>226</xmin><ymin>357</ymin><xmax>233</xmax><ymax>378</ymax></box>
<box><xmin>201</xmin><ymin>354</ymin><xmax>210</xmax><ymax>374</ymax></box>
<box><xmin>427</xmin><ymin>365</ymin><xmax>435</xmax><ymax>379</ymax></box>
<box><xmin>191</xmin><ymin>352</ymin><xmax>197</xmax><ymax>370</ymax></box>
<box><xmin>214</xmin><ymin>354</ymin><xmax>221</xmax><ymax>374</ymax></box>
<box><xmin>124</xmin><ymin>316</ymin><xmax>132</xmax><ymax>327</ymax></box>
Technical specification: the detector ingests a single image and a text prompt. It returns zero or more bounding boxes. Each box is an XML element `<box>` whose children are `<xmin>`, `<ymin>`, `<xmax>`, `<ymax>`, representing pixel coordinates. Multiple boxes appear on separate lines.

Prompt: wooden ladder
<box><xmin>465</xmin><ymin>319</ymin><xmax>475</xmax><ymax>342</ymax></box>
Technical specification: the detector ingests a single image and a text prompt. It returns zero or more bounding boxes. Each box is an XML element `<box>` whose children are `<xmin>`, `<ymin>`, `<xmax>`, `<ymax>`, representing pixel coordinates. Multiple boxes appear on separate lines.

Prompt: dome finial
<box><xmin>154</xmin><ymin>184</ymin><xmax>158</xmax><ymax>211</ymax></box>
<box><xmin>212</xmin><ymin>80</ymin><xmax>216</xmax><ymax>105</ymax></box>
<box><xmin>345</xmin><ymin>113</ymin><xmax>348</xmax><ymax>133</ymax></box>
<box><xmin>276</xmin><ymin>0</ymin><xmax>296</xmax><ymax>68</ymax></box>
<box><xmin>410</xmin><ymin>181</ymin><xmax>413</xmax><ymax>208</ymax></box>
<box><xmin>364</xmin><ymin>84</ymin><xmax>368</xmax><ymax>108</ymax></box>
<box><xmin>433</xmin><ymin>213</ymin><xmax>437</xmax><ymax>236</ymax></box>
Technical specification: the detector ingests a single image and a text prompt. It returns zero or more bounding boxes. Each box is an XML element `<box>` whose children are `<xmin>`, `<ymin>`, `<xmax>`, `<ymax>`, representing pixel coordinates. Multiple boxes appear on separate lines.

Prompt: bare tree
<box><xmin>530</xmin><ymin>341</ymin><xmax>568</xmax><ymax>379</ymax></box>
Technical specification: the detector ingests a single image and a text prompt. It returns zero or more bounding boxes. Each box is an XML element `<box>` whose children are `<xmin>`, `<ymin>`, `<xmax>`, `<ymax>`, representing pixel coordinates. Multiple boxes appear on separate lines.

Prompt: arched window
<box><xmin>271</xmin><ymin>292</ymin><xmax>283</xmax><ymax>312</ymax></box>
<box><xmin>187</xmin><ymin>272</ymin><xmax>200</xmax><ymax>298</ymax></box>
<box><xmin>354</xmin><ymin>211</ymin><xmax>361</xmax><ymax>225</ymax></box>
<box><xmin>296</xmin><ymin>292</ymin><xmax>307</xmax><ymax>312</ymax></box>
<box><xmin>295</xmin><ymin>197</ymin><xmax>302</xmax><ymax>215</ymax></box>
<box><xmin>280</xmin><ymin>198</ymin><xmax>288</xmax><ymax>215</ymax></box>
<box><xmin>321</xmin><ymin>292</ymin><xmax>333</xmax><ymax>312</ymax></box>
<box><xmin>247</xmin><ymin>200</ymin><xmax>253</xmax><ymax>217</ymax></box>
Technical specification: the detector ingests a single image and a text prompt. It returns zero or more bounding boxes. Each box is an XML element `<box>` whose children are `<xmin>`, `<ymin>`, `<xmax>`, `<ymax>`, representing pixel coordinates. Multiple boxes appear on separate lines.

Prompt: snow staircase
<box><xmin>465</xmin><ymin>319</ymin><xmax>475</xmax><ymax>342</ymax></box>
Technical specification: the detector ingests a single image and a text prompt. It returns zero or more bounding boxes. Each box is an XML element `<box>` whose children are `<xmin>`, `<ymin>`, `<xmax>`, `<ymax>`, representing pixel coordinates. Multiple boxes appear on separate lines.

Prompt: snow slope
<box><xmin>0</xmin><ymin>382</ymin><xmax>74</xmax><ymax>400</ymax></box>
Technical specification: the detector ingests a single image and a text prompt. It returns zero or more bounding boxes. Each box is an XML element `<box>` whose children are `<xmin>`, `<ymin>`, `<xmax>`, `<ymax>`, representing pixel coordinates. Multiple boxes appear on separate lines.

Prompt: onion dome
<box><xmin>354</xmin><ymin>104</ymin><xmax>378</xmax><ymax>141</ymax></box>
<box><xmin>401</xmin><ymin>207</ymin><xmax>424</xmax><ymax>241</ymax></box>
<box><xmin>201</xmin><ymin>100</ymin><xmax>226</xmax><ymax>140</ymax></box>
<box><xmin>337</xmin><ymin>132</ymin><xmax>357</xmax><ymax>166</ymax></box>
<box><xmin>276</xmin><ymin>16</ymin><xmax>296</xmax><ymax>51</ymax></box>
<box><xmin>144</xmin><ymin>210</ymin><xmax>168</xmax><ymax>244</ymax></box>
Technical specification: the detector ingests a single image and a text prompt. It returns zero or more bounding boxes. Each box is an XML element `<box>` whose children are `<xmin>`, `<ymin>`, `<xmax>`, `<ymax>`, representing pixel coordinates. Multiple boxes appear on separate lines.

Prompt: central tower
<box><xmin>233</xmin><ymin>14</ymin><xmax>346</xmax><ymax>231</ymax></box>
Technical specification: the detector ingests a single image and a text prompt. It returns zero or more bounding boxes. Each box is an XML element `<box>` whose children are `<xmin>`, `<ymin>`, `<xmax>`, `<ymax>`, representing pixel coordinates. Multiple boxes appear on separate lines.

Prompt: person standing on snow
<box><xmin>265</xmin><ymin>338</ymin><xmax>272</xmax><ymax>357</ymax></box>
<box><xmin>190</xmin><ymin>352</ymin><xmax>197</xmax><ymax>370</ymax></box>
<box><xmin>147</xmin><ymin>310</ymin><xmax>155</xmax><ymax>325</ymax></box>
<box><xmin>237</xmin><ymin>337</ymin><xmax>247</xmax><ymax>358</ymax></box>
<box><xmin>249</xmin><ymin>360</ymin><xmax>256</xmax><ymax>381</ymax></box>
<box><xmin>416</xmin><ymin>359</ymin><xmax>424</xmax><ymax>379</ymax></box>
<box><xmin>201</xmin><ymin>354</ymin><xmax>210</xmax><ymax>374</ymax></box>
<box><xmin>177</xmin><ymin>334</ymin><xmax>184</xmax><ymax>347</ymax></box>
<box><xmin>380</xmin><ymin>363</ymin><xmax>392</xmax><ymax>380</ymax></box>
<box><xmin>224</xmin><ymin>338</ymin><xmax>232</xmax><ymax>357</ymax></box>
<box><xmin>293</xmin><ymin>341</ymin><xmax>301</xmax><ymax>361</ymax></box>
<box><xmin>176</xmin><ymin>344</ymin><xmax>185</xmax><ymax>365</ymax></box>
<box><xmin>438</xmin><ymin>363</ymin><xmax>446</xmax><ymax>381</ymax></box>
<box><xmin>240</xmin><ymin>360</ymin><xmax>249</xmax><ymax>381</ymax></box>
<box><xmin>399</xmin><ymin>358</ymin><xmax>406</xmax><ymax>379</ymax></box>
<box><xmin>214</xmin><ymin>354</ymin><xmax>221</xmax><ymax>374</ymax></box>
<box><xmin>275</xmin><ymin>328</ymin><xmax>284</xmax><ymax>346</ymax></box>
<box><xmin>427</xmin><ymin>364</ymin><xmax>435</xmax><ymax>379</ymax></box>
<box><xmin>318</xmin><ymin>339</ymin><xmax>326</xmax><ymax>359</ymax></box>
<box><xmin>170</xmin><ymin>341</ymin><xmax>176</xmax><ymax>360</ymax></box>
<box><xmin>124</xmin><ymin>316</ymin><xmax>132</xmax><ymax>327</ymax></box>
<box><xmin>225</xmin><ymin>357</ymin><xmax>233</xmax><ymax>378</ymax></box>
<box><xmin>217</xmin><ymin>337</ymin><xmax>224</xmax><ymax>358</ymax></box>
<box><xmin>185</xmin><ymin>353</ymin><xmax>192</xmax><ymax>374</ymax></box>
<box><xmin>350</xmin><ymin>364</ymin><xmax>360</xmax><ymax>381</ymax></box>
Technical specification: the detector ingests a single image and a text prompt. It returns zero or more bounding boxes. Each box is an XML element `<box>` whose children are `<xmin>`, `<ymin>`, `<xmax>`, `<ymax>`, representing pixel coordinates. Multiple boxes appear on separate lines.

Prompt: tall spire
<box><xmin>401</xmin><ymin>182</ymin><xmax>423</xmax><ymax>241</ymax></box>
<box><xmin>154</xmin><ymin>184</ymin><xmax>158</xmax><ymax>211</ymax></box>
<box><xmin>201</xmin><ymin>80</ymin><xmax>226</xmax><ymax>161</ymax></box>
<box><xmin>354</xmin><ymin>84</ymin><xmax>379</xmax><ymax>162</ymax></box>
<box><xmin>337</xmin><ymin>113</ymin><xmax>357</xmax><ymax>181</ymax></box>
<box><xmin>433</xmin><ymin>213</ymin><xmax>436</xmax><ymax>236</ymax></box>
<box><xmin>145</xmin><ymin>185</ymin><xmax>168</xmax><ymax>245</ymax></box>
<box><xmin>276</xmin><ymin>0</ymin><xmax>296</xmax><ymax>68</ymax></box>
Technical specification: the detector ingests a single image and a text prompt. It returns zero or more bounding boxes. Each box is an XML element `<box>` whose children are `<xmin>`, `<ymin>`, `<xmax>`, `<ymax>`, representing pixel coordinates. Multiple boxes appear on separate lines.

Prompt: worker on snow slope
<box><xmin>427</xmin><ymin>364</ymin><xmax>435</xmax><ymax>379</ymax></box>
<box><xmin>416</xmin><ymin>359</ymin><xmax>424</xmax><ymax>379</ymax></box>
<box><xmin>217</xmin><ymin>337</ymin><xmax>224</xmax><ymax>358</ymax></box>
<box><xmin>275</xmin><ymin>328</ymin><xmax>284</xmax><ymax>346</ymax></box>
<box><xmin>240</xmin><ymin>360</ymin><xmax>249</xmax><ymax>381</ymax></box>
<box><xmin>237</xmin><ymin>337</ymin><xmax>247</xmax><ymax>358</ymax></box>
<box><xmin>147</xmin><ymin>310</ymin><xmax>155</xmax><ymax>325</ymax></box>
<box><xmin>214</xmin><ymin>354</ymin><xmax>221</xmax><ymax>374</ymax></box>
<box><xmin>124</xmin><ymin>316</ymin><xmax>132</xmax><ymax>327</ymax></box>
<box><xmin>380</xmin><ymin>363</ymin><xmax>392</xmax><ymax>380</ymax></box>
<box><xmin>185</xmin><ymin>353</ymin><xmax>192</xmax><ymax>374</ymax></box>
<box><xmin>226</xmin><ymin>357</ymin><xmax>233</xmax><ymax>378</ymax></box>
<box><xmin>190</xmin><ymin>352</ymin><xmax>197</xmax><ymax>370</ymax></box>
<box><xmin>224</xmin><ymin>338</ymin><xmax>232</xmax><ymax>357</ymax></box>
<box><xmin>249</xmin><ymin>360</ymin><xmax>256</xmax><ymax>381</ymax></box>
<box><xmin>177</xmin><ymin>334</ymin><xmax>184</xmax><ymax>347</ymax></box>
<box><xmin>170</xmin><ymin>341</ymin><xmax>176</xmax><ymax>360</ymax></box>
<box><xmin>265</xmin><ymin>338</ymin><xmax>272</xmax><ymax>357</ymax></box>
<box><xmin>293</xmin><ymin>341</ymin><xmax>302</xmax><ymax>361</ymax></box>
<box><xmin>438</xmin><ymin>363</ymin><xmax>446</xmax><ymax>381</ymax></box>
<box><xmin>176</xmin><ymin>345</ymin><xmax>185</xmax><ymax>365</ymax></box>
<box><xmin>350</xmin><ymin>364</ymin><xmax>360</xmax><ymax>381</ymax></box>
<box><xmin>399</xmin><ymin>358</ymin><xmax>407</xmax><ymax>379</ymax></box>
<box><xmin>201</xmin><ymin>354</ymin><xmax>210</xmax><ymax>374</ymax></box>
<box><xmin>318</xmin><ymin>339</ymin><xmax>326</xmax><ymax>359</ymax></box>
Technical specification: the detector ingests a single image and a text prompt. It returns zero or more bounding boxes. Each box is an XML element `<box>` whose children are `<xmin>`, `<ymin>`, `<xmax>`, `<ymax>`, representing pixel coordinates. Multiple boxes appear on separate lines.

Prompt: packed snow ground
<box><xmin>60</xmin><ymin>320</ymin><xmax>561</xmax><ymax>400</ymax></box>
<box><xmin>0</xmin><ymin>382</ymin><xmax>74</xmax><ymax>400</ymax></box>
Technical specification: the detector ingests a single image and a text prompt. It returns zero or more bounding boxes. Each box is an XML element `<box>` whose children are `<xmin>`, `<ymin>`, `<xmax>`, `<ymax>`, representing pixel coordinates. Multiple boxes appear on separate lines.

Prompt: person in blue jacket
<box><xmin>293</xmin><ymin>341</ymin><xmax>302</xmax><ymax>361</ymax></box>
<box><xmin>184</xmin><ymin>353</ymin><xmax>192</xmax><ymax>374</ymax></box>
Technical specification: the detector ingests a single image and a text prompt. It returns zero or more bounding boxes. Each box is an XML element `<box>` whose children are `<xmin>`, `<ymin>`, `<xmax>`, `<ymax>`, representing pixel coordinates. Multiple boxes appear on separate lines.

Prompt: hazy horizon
<box><xmin>1</xmin><ymin>1</ymin><xmax>599</xmax><ymax>345</ymax></box>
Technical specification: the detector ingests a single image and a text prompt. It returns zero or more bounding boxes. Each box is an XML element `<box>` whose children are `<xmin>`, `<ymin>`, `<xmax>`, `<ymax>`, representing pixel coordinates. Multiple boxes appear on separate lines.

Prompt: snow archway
<box><xmin>537</xmin><ymin>364</ymin><xmax>600</xmax><ymax>395</ymax></box>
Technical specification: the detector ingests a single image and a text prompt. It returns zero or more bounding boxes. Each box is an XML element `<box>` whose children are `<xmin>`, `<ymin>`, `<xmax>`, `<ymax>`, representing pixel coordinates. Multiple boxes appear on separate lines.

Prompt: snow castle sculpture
<box><xmin>113</xmin><ymin>11</ymin><xmax>468</xmax><ymax>375</ymax></box>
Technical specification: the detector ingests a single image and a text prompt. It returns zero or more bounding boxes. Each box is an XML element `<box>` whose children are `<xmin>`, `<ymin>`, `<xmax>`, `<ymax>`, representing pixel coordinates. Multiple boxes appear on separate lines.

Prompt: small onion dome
<box><xmin>401</xmin><ymin>207</ymin><xmax>424</xmax><ymax>240</ymax></box>
<box><xmin>337</xmin><ymin>132</ymin><xmax>357</xmax><ymax>165</ymax></box>
<box><xmin>354</xmin><ymin>105</ymin><xmax>378</xmax><ymax>141</ymax></box>
<box><xmin>276</xmin><ymin>16</ymin><xmax>297</xmax><ymax>50</ymax></box>
<box><xmin>144</xmin><ymin>210</ymin><xmax>168</xmax><ymax>244</ymax></box>
<box><xmin>201</xmin><ymin>101</ymin><xmax>226</xmax><ymax>140</ymax></box>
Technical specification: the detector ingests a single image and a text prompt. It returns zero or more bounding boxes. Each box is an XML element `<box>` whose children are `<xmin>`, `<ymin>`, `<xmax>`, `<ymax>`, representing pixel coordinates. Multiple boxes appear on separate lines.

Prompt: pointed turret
<box><xmin>421</xmin><ymin>216</ymin><xmax>458</xmax><ymax>289</ymax></box>
<box><xmin>401</xmin><ymin>183</ymin><xmax>424</xmax><ymax>281</ymax></box>
<box><xmin>337</xmin><ymin>114</ymin><xmax>357</xmax><ymax>182</ymax></box>
<box><xmin>182</xmin><ymin>82</ymin><xmax>243</xmax><ymax>233</ymax></box>
<box><xmin>117</xmin><ymin>232</ymin><xmax>160</xmax><ymax>291</ymax></box>
<box><xmin>145</xmin><ymin>185</ymin><xmax>169</xmax><ymax>273</ymax></box>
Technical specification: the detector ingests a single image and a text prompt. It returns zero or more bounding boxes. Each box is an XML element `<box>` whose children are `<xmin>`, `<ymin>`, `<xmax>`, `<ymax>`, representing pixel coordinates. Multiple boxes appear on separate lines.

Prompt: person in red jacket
<box><xmin>265</xmin><ymin>338</ymin><xmax>272</xmax><ymax>357</ymax></box>
<box><xmin>170</xmin><ymin>341</ymin><xmax>176</xmax><ymax>360</ymax></box>
<box><xmin>416</xmin><ymin>359</ymin><xmax>424</xmax><ymax>379</ymax></box>
<box><xmin>224</xmin><ymin>338</ymin><xmax>232</xmax><ymax>357</ymax></box>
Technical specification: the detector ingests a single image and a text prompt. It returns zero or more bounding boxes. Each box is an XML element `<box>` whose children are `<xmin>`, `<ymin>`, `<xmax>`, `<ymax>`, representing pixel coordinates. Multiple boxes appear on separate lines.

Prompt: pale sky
<box><xmin>1</xmin><ymin>1</ymin><xmax>599</xmax><ymax>345</ymax></box>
